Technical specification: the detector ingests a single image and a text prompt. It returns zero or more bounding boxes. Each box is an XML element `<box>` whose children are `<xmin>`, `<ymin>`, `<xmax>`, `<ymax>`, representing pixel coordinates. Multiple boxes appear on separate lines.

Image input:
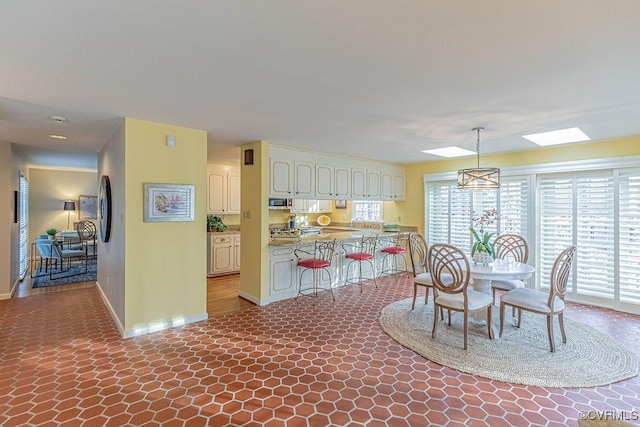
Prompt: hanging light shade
<box><xmin>457</xmin><ymin>127</ymin><xmax>500</xmax><ymax>189</ymax></box>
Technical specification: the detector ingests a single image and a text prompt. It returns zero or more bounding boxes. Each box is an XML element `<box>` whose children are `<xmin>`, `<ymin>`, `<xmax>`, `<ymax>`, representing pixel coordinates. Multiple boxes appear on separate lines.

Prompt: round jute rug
<box><xmin>378</xmin><ymin>298</ymin><xmax>639</xmax><ymax>387</ymax></box>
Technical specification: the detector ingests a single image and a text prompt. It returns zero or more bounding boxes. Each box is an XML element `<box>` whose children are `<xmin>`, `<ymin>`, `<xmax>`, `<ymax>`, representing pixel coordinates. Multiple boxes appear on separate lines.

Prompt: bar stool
<box><xmin>378</xmin><ymin>232</ymin><xmax>409</xmax><ymax>280</ymax></box>
<box><xmin>342</xmin><ymin>235</ymin><xmax>378</xmax><ymax>292</ymax></box>
<box><xmin>294</xmin><ymin>239</ymin><xmax>337</xmax><ymax>301</ymax></box>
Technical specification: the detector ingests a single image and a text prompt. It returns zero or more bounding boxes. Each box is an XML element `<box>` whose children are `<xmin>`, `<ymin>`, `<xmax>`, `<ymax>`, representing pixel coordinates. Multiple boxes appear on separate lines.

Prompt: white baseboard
<box><xmin>122</xmin><ymin>312</ymin><xmax>208</xmax><ymax>338</ymax></box>
<box><xmin>238</xmin><ymin>290</ymin><xmax>264</xmax><ymax>306</ymax></box>
<box><xmin>95</xmin><ymin>280</ymin><xmax>125</xmax><ymax>337</ymax></box>
<box><xmin>95</xmin><ymin>280</ymin><xmax>208</xmax><ymax>338</ymax></box>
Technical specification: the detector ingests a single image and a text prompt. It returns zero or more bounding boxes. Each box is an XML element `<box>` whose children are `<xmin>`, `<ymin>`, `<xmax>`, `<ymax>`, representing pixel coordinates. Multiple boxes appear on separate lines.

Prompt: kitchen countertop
<box><xmin>269</xmin><ymin>229</ymin><xmax>404</xmax><ymax>247</ymax></box>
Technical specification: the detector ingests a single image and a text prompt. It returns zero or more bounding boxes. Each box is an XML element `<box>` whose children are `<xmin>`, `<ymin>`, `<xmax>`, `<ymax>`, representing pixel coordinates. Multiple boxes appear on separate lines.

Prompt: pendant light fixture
<box><xmin>457</xmin><ymin>127</ymin><xmax>500</xmax><ymax>189</ymax></box>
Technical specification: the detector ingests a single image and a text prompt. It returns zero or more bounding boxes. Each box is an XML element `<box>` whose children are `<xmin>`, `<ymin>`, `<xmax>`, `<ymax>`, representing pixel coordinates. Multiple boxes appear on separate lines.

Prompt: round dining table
<box><xmin>468</xmin><ymin>259</ymin><xmax>536</xmax><ymax>335</ymax></box>
<box><xmin>470</xmin><ymin>259</ymin><xmax>536</xmax><ymax>295</ymax></box>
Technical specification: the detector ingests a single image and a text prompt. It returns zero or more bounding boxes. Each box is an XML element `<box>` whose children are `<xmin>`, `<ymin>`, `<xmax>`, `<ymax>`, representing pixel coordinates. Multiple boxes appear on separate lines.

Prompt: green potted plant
<box><xmin>46</xmin><ymin>228</ymin><xmax>58</xmax><ymax>240</ymax></box>
<box><xmin>206</xmin><ymin>215</ymin><xmax>228</xmax><ymax>232</ymax></box>
<box><xmin>470</xmin><ymin>209</ymin><xmax>497</xmax><ymax>265</ymax></box>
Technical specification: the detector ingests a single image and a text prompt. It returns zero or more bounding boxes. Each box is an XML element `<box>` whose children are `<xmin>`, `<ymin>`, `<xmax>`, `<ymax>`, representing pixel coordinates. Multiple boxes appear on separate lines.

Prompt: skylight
<box><xmin>522</xmin><ymin>127</ymin><xmax>590</xmax><ymax>146</ymax></box>
<box><xmin>422</xmin><ymin>146</ymin><xmax>476</xmax><ymax>158</ymax></box>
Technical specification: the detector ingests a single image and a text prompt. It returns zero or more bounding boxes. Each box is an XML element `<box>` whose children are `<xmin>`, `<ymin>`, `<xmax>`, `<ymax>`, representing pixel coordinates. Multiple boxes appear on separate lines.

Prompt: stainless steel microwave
<box><xmin>268</xmin><ymin>198</ymin><xmax>292</xmax><ymax>209</ymax></box>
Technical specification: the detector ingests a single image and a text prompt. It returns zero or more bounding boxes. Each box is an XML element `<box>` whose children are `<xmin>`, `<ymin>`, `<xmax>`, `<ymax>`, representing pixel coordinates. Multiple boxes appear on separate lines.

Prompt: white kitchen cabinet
<box><xmin>208</xmin><ymin>233</ymin><xmax>241</xmax><ymax>277</ymax></box>
<box><xmin>352</xmin><ymin>168</ymin><xmax>367</xmax><ymax>199</ymax></box>
<box><xmin>316</xmin><ymin>163</ymin><xmax>334</xmax><ymax>198</ymax></box>
<box><xmin>294</xmin><ymin>161</ymin><xmax>315</xmax><ymax>197</ymax></box>
<box><xmin>269</xmin><ymin>246</ymin><xmax>297</xmax><ymax>299</ymax></box>
<box><xmin>233</xmin><ymin>235</ymin><xmax>241</xmax><ymax>271</ymax></box>
<box><xmin>334</xmin><ymin>166</ymin><xmax>351</xmax><ymax>199</ymax></box>
<box><xmin>270</xmin><ymin>145</ymin><xmax>405</xmax><ymax>201</ymax></box>
<box><xmin>381</xmin><ymin>171</ymin><xmax>394</xmax><ymax>200</ymax></box>
<box><xmin>367</xmin><ymin>170</ymin><xmax>380</xmax><ymax>199</ymax></box>
<box><xmin>381</xmin><ymin>170</ymin><xmax>406</xmax><ymax>201</ymax></box>
<box><xmin>394</xmin><ymin>173</ymin><xmax>405</xmax><ymax>200</ymax></box>
<box><xmin>207</xmin><ymin>164</ymin><xmax>241</xmax><ymax>214</ymax></box>
<box><xmin>291</xmin><ymin>199</ymin><xmax>332</xmax><ymax>213</ymax></box>
<box><xmin>352</xmin><ymin>168</ymin><xmax>381</xmax><ymax>199</ymax></box>
<box><xmin>270</xmin><ymin>158</ymin><xmax>294</xmax><ymax>197</ymax></box>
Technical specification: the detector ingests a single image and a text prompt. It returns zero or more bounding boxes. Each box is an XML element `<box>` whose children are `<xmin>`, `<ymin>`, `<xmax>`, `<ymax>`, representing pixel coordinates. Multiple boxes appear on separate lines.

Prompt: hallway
<box><xmin>1</xmin><ymin>274</ymin><xmax>639</xmax><ymax>426</ymax></box>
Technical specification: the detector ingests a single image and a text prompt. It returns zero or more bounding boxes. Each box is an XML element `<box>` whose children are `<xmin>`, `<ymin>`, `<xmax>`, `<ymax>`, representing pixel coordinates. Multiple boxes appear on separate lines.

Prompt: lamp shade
<box><xmin>63</xmin><ymin>200</ymin><xmax>76</xmax><ymax>211</ymax></box>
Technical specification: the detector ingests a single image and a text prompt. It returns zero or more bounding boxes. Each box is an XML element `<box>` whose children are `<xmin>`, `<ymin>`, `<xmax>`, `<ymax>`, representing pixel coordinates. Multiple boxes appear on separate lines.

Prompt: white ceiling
<box><xmin>1</xmin><ymin>1</ymin><xmax>640</xmax><ymax>170</ymax></box>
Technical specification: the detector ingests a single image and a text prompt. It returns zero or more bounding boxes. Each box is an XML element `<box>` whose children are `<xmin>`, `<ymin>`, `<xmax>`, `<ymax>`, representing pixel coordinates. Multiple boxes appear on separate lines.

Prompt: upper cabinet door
<box><xmin>381</xmin><ymin>171</ymin><xmax>394</xmax><ymax>200</ymax></box>
<box><xmin>270</xmin><ymin>158</ymin><xmax>294</xmax><ymax>197</ymax></box>
<box><xmin>294</xmin><ymin>161</ymin><xmax>315</xmax><ymax>197</ymax></box>
<box><xmin>352</xmin><ymin>168</ymin><xmax>367</xmax><ymax>198</ymax></box>
<box><xmin>227</xmin><ymin>172</ymin><xmax>241</xmax><ymax>213</ymax></box>
<box><xmin>207</xmin><ymin>170</ymin><xmax>226</xmax><ymax>213</ymax></box>
<box><xmin>334</xmin><ymin>166</ymin><xmax>351</xmax><ymax>199</ymax></box>
<box><xmin>316</xmin><ymin>164</ymin><xmax>334</xmax><ymax>199</ymax></box>
<box><xmin>367</xmin><ymin>170</ymin><xmax>381</xmax><ymax>199</ymax></box>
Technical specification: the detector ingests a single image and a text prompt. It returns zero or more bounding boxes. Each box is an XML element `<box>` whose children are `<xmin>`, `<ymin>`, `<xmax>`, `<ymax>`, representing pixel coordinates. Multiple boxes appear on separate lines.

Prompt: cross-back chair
<box><xmin>428</xmin><ymin>243</ymin><xmax>493</xmax><ymax>350</ymax></box>
<box><xmin>492</xmin><ymin>234</ymin><xmax>529</xmax><ymax>305</ymax></box>
<box><xmin>499</xmin><ymin>246</ymin><xmax>577</xmax><ymax>352</ymax></box>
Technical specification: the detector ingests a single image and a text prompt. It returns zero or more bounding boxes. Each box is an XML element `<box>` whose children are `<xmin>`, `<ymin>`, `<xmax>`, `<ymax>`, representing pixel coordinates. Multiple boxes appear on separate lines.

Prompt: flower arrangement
<box><xmin>470</xmin><ymin>208</ymin><xmax>498</xmax><ymax>259</ymax></box>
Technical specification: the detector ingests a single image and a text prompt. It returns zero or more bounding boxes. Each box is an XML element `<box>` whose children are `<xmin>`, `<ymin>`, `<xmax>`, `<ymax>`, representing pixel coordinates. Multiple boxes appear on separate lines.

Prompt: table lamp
<box><xmin>64</xmin><ymin>200</ymin><xmax>76</xmax><ymax>230</ymax></box>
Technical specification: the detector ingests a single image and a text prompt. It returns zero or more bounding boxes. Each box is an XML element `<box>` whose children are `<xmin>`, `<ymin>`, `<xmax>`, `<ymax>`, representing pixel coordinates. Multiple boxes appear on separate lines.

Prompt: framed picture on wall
<box><xmin>79</xmin><ymin>195</ymin><xmax>98</xmax><ymax>219</ymax></box>
<box><xmin>143</xmin><ymin>183</ymin><xmax>195</xmax><ymax>222</ymax></box>
<box><xmin>335</xmin><ymin>200</ymin><xmax>347</xmax><ymax>209</ymax></box>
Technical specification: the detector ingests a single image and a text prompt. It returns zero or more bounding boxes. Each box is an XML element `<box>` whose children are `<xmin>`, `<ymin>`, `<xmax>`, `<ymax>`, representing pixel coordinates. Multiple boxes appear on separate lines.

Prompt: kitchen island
<box><xmin>268</xmin><ymin>229</ymin><xmax>409</xmax><ymax>304</ymax></box>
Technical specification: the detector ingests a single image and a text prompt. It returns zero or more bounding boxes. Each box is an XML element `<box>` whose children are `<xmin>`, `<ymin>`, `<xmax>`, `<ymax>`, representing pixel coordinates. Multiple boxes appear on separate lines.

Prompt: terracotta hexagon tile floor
<box><xmin>1</xmin><ymin>274</ymin><xmax>639</xmax><ymax>426</ymax></box>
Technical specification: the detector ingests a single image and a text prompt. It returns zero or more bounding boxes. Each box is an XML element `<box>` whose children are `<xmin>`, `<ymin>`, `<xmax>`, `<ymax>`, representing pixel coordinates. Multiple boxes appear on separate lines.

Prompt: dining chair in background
<box><xmin>342</xmin><ymin>235</ymin><xmax>378</xmax><ymax>292</ymax></box>
<box><xmin>294</xmin><ymin>239</ymin><xmax>337</xmax><ymax>301</ymax></box>
<box><xmin>407</xmin><ymin>232</ymin><xmax>436</xmax><ymax>310</ymax></box>
<box><xmin>492</xmin><ymin>234</ymin><xmax>529</xmax><ymax>305</ymax></box>
<box><xmin>428</xmin><ymin>243</ymin><xmax>494</xmax><ymax>350</ymax></box>
<box><xmin>499</xmin><ymin>246</ymin><xmax>577</xmax><ymax>352</ymax></box>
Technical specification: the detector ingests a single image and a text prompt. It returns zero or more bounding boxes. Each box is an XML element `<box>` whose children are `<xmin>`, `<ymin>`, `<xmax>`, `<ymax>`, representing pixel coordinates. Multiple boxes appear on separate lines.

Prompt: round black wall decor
<box><xmin>99</xmin><ymin>175</ymin><xmax>112</xmax><ymax>242</ymax></box>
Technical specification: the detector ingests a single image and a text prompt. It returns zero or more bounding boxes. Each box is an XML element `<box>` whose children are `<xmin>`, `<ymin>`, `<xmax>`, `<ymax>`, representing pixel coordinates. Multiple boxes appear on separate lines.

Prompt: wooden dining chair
<box><xmin>428</xmin><ymin>243</ymin><xmax>493</xmax><ymax>350</ymax></box>
<box><xmin>492</xmin><ymin>234</ymin><xmax>529</xmax><ymax>305</ymax></box>
<box><xmin>499</xmin><ymin>246</ymin><xmax>577</xmax><ymax>352</ymax></box>
<box><xmin>407</xmin><ymin>232</ymin><xmax>436</xmax><ymax>310</ymax></box>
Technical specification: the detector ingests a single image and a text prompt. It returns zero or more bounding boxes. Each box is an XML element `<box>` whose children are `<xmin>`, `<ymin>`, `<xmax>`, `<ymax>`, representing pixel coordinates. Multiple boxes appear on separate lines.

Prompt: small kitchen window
<box><xmin>351</xmin><ymin>200</ymin><xmax>383</xmax><ymax>222</ymax></box>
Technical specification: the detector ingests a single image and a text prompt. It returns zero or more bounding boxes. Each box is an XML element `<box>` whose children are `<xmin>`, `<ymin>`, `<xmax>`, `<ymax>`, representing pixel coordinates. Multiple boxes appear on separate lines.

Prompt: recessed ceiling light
<box><xmin>422</xmin><ymin>146</ymin><xmax>476</xmax><ymax>158</ymax></box>
<box><xmin>49</xmin><ymin>134</ymin><xmax>67</xmax><ymax>140</ymax></box>
<box><xmin>522</xmin><ymin>127</ymin><xmax>590</xmax><ymax>146</ymax></box>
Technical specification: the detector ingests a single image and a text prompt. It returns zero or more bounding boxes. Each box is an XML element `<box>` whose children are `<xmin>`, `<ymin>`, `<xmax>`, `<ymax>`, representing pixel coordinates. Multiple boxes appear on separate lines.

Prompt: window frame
<box><xmin>350</xmin><ymin>200</ymin><xmax>384</xmax><ymax>223</ymax></box>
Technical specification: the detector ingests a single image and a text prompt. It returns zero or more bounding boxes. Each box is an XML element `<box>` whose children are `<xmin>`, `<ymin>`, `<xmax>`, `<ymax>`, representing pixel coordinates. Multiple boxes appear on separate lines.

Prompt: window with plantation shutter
<box><xmin>498</xmin><ymin>177</ymin><xmax>529</xmax><ymax>238</ymax></box>
<box><xmin>619</xmin><ymin>168</ymin><xmax>640</xmax><ymax>305</ymax></box>
<box><xmin>425</xmin><ymin>176</ymin><xmax>529</xmax><ymax>255</ymax></box>
<box><xmin>538</xmin><ymin>171</ymin><xmax>617</xmax><ymax>304</ymax></box>
<box><xmin>537</xmin><ymin>174</ymin><xmax>575</xmax><ymax>292</ymax></box>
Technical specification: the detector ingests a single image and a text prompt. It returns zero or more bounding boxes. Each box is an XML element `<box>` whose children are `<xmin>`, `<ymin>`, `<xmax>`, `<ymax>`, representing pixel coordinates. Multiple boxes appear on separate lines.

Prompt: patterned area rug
<box><xmin>32</xmin><ymin>259</ymin><xmax>97</xmax><ymax>288</ymax></box>
<box><xmin>378</xmin><ymin>297</ymin><xmax>639</xmax><ymax>387</ymax></box>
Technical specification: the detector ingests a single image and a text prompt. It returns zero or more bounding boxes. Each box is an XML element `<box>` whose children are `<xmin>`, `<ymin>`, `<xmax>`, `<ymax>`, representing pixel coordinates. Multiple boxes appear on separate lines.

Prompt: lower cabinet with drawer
<box><xmin>208</xmin><ymin>233</ymin><xmax>241</xmax><ymax>277</ymax></box>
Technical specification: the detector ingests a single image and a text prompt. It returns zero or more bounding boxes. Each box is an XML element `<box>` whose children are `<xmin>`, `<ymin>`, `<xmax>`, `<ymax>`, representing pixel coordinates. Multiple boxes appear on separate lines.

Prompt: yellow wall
<box><xmin>28</xmin><ymin>168</ymin><xmax>98</xmax><ymax>240</ymax></box>
<box><xmin>400</xmin><ymin>136</ymin><xmax>640</xmax><ymax>234</ymax></box>
<box><xmin>240</xmin><ymin>141</ymin><xmax>270</xmax><ymax>302</ymax></box>
<box><xmin>124</xmin><ymin>118</ymin><xmax>208</xmax><ymax>332</ymax></box>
